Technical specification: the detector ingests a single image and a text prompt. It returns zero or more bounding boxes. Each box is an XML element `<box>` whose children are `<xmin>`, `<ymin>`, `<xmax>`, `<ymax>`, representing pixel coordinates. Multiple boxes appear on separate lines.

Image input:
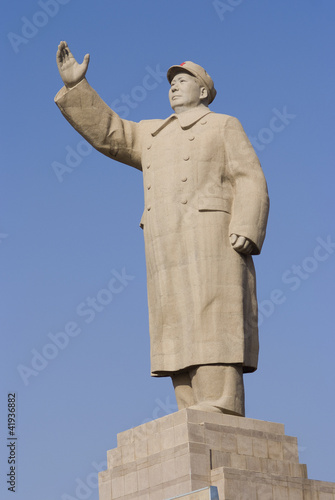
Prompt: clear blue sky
<box><xmin>1</xmin><ymin>1</ymin><xmax>335</xmax><ymax>499</ymax></box>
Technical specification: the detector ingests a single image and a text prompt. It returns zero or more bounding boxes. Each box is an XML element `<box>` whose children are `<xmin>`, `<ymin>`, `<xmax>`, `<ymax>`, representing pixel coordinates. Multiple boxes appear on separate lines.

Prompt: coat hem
<box><xmin>151</xmin><ymin>362</ymin><xmax>257</xmax><ymax>377</ymax></box>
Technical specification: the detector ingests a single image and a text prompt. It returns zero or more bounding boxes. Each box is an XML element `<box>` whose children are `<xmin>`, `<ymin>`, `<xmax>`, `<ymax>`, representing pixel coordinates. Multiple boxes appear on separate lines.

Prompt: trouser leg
<box><xmin>171</xmin><ymin>364</ymin><xmax>245</xmax><ymax>416</ymax></box>
<box><xmin>190</xmin><ymin>364</ymin><xmax>245</xmax><ymax>416</ymax></box>
<box><xmin>171</xmin><ymin>370</ymin><xmax>195</xmax><ymax>409</ymax></box>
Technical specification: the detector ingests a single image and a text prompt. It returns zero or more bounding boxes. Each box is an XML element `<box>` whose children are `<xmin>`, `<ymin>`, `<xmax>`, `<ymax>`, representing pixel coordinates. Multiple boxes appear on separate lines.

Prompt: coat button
<box><xmin>147</xmin><ymin>185</ymin><xmax>151</xmax><ymax>190</ymax></box>
<box><xmin>147</xmin><ymin>206</ymin><xmax>151</xmax><ymax>211</ymax></box>
<box><xmin>181</xmin><ymin>177</ymin><xmax>187</xmax><ymax>182</ymax></box>
<box><xmin>183</xmin><ymin>155</ymin><xmax>190</xmax><ymax>161</ymax></box>
<box><xmin>147</xmin><ymin>144</ymin><xmax>152</xmax><ymax>150</ymax></box>
<box><xmin>188</xmin><ymin>135</ymin><xmax>195</xmax><ymax>141</ymax></box>
<box><xmin>146</xmin><ymin>163</ymin><xmax>151</xmax><ymax>169</ymax></box>
<box><xmin>181</xmin><ymin>199</ymin><xmax>187</xmax><ymax>204</ymax></box>
<box><xmin>200</xmin><ymin>120</ymin><xmax>207</xmax><ymax>125</ymax></box>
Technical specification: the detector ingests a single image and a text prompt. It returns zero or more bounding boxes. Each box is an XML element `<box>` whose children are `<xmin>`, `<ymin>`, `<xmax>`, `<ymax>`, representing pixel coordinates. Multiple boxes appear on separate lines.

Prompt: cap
<box><xmin>167</xmin><ymin>61</ymin><xmax>217</xmax><ymax>104</ymax></box>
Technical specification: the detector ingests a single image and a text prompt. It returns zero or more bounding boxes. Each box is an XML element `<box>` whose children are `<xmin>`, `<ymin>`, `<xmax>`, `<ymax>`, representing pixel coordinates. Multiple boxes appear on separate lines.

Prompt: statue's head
<box><xmin>167</xmin><ymin>61</ymin><xmax>216</xmax><ymax>113</ymax></box>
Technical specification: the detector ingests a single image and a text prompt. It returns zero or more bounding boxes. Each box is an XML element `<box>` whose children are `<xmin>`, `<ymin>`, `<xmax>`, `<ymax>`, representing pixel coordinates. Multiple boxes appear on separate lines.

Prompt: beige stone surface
<box><xmin>55</xmin><ymin>44</ymin><xmax>269</xmax><ymax>412</ymax></box>
<box><xmin>97</xmin><ymin>409</ymin><xmax>335</xmax><ymax>499</ymax></box>
<box><xmin>172</xmin><ymin>365</ymin><xmax>245</xmax><ymax>416</ymax></box>
<box><xmin>166</xmin><ymin>486</ymin><xmax>219</xmax><ymax>499</ymax></box>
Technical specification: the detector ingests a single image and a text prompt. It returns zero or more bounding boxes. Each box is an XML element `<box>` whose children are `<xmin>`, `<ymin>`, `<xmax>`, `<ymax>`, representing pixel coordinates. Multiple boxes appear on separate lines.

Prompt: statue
<box><xmin>55</xmin><ymin>41</ymin><xmax>269</xmax><ymax>416</ymax></box>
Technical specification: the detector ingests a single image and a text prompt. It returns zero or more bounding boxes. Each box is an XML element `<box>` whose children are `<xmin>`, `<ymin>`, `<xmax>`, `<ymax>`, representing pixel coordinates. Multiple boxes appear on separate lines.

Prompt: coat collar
<box><xmin>151</xmin><ymin>107</ymin><xmax>212</xmax><ymax>136</ymax></box>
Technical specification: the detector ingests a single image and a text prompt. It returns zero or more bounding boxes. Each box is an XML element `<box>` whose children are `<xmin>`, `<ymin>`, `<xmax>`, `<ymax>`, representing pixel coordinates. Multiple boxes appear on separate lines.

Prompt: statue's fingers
<box><xmin>58</xmin><ymin>41</ymin><xmax>70</xmax><ymax>59</ymax></box>
<box><xmin>56</xmin><ymin>48</ymin><xmax>62</xmax><ymax>64</ymax></box>
<box><xmin>56</xmin><ymin>42</ymin><xmax>65</xmax><ymax>62</ymax></box>
<box><xmin>58</xmin><ymin>42</ymin><xmax>68</xmax><ymax>62</ymax></box>
<box><xmin>235</xmin><ymin>237</ymin><xmax>252</xmax><ymax>253</ymax></box>
<box><xmin>242</xmin><ymin>240</ymin><xmax>253</xmax><ymax>254</ymax></box>
<box><xmin>230</xmin><ymin>234</ymin><xmax>238</xmax><ymax>246</ymax></box>
<box><xmin>81</xmin><ymin>53</ymin><xmax>90</xmax><ymax>70</ymax></box>
<box><xmin>236</xmin><ymin>236</ymin><xmax>246</xmax><ymax>248</ymax></box>
<box><xmin>59</xmin><ymin>41</ymin><xmax>67</xmax><ymax>54</ymax></box>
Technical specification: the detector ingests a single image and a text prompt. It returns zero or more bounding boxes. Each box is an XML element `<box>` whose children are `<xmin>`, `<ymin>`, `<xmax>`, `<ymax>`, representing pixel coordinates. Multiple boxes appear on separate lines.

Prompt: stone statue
<box><xmin>55</xmin><ymin>41</ymin><xmax>269</xmax><ymax>416</ymax></box>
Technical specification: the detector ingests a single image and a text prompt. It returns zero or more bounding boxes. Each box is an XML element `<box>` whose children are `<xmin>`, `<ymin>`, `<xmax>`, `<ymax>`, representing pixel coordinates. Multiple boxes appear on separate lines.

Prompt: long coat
<box><xmin>55</xmin><ymin>79</ymin><xmax>269</xmax><ymax>376</ymax></box>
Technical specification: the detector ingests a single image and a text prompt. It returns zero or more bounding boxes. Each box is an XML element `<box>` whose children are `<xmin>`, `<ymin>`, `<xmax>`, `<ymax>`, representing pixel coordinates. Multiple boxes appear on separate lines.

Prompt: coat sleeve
<box><xmin>54</xmin><ymin>79</ymin><xmax>143</xmax><ymax>170</ymax></box>
<box><xmin>224</xmin><ymin>116</ymin><xmax>269</xmax><ymax>254</ymax></box>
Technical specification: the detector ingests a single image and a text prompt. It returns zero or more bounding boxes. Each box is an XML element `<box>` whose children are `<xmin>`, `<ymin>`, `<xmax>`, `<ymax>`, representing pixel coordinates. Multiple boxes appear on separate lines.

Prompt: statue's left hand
<box><xmin>230</xmin><ymin>234</ymin><xmax>254</xmax><ymax>255</ymax></box>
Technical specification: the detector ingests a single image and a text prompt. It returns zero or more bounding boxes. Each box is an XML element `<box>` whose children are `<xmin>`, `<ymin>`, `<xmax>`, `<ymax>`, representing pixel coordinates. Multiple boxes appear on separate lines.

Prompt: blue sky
<box><xmin>1</xmin><ymin>1</ymin><xmax>335</xmax><ymax>498</ymax></box>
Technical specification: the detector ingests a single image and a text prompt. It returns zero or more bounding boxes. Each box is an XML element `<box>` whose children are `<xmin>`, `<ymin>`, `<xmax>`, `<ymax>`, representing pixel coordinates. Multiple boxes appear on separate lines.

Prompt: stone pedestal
<box><xmin>167</xmin><ymin>486</ymin><xmax>219</xmax><ymax>499</ymax></box>
<box><xmin>98</xmin><ymin>409</ymin><xmax>335</xmax><ymax>500</ymax></box>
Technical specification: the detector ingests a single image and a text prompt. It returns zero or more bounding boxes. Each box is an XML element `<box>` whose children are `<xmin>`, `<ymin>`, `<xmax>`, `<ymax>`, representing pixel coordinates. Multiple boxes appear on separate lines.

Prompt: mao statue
<box><xmin>55</xmin><ymin>41</ymin><xmax>269</xmax><ymax>416</ymax></box>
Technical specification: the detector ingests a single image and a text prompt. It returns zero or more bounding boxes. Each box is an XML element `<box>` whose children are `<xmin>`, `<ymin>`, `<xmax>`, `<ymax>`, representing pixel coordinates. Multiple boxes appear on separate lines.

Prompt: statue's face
<box><xmin>169</xmin><ymin>72</ymin><xmax>207</xmax><ymax>113</ymax></box>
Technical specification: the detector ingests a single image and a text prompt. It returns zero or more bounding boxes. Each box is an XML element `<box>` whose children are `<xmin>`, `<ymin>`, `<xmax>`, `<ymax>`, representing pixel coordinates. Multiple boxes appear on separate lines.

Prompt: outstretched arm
<box><xmin>56</xmin><ymin>41</ymin><xmax>90</xmax><ymax>89</ymax></box>
<box><xmin>55</xmin><ymin>43</ymin><xmax>143</xmax><ymax>171</ymax></box>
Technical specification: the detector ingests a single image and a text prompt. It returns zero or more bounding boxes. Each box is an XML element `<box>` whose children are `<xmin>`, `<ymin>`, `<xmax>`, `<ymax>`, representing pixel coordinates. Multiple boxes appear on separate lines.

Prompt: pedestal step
<box><xmin>166</xmin><ymin>486</ymin><xmax>219</xmax><ymax>499</ymax></box>
<box><xmin>211</xmin><ymin>466</ymin><xmax>335</xmax><ymax>500</ymax></box>
<box><xmin>98</xmin><ymin>409</ymin><xmax>335</xmax><ymax>500</ymax></box>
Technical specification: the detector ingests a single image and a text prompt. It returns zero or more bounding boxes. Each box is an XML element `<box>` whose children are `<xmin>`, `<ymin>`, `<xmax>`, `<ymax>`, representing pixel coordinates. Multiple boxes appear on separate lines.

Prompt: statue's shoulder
<box><xmin>139</xmin><ymin>118</ymin><xmax>164</xmax><ymax>125</ymax></box>
<box><xmin>209</xmin><ymin>112</ymin><xmax>243</xmax><ymax>130</ymax></box>
<box><xmin>138</xmin><ymin>118</ymin><xmax>164</xmax><ymax>130</ymax></box>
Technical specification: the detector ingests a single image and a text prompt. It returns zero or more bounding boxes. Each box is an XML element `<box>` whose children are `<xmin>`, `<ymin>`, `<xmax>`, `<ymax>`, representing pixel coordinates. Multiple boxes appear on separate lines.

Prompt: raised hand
<box><xmin>56</xmin><ymin>41</ymin><xmax>90</xmax><ymax>89</ymax></box>
<box><xmin>230</xmin><ymin>234</ymin><xmax>254</xmax><ymax>255</ymax></box>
